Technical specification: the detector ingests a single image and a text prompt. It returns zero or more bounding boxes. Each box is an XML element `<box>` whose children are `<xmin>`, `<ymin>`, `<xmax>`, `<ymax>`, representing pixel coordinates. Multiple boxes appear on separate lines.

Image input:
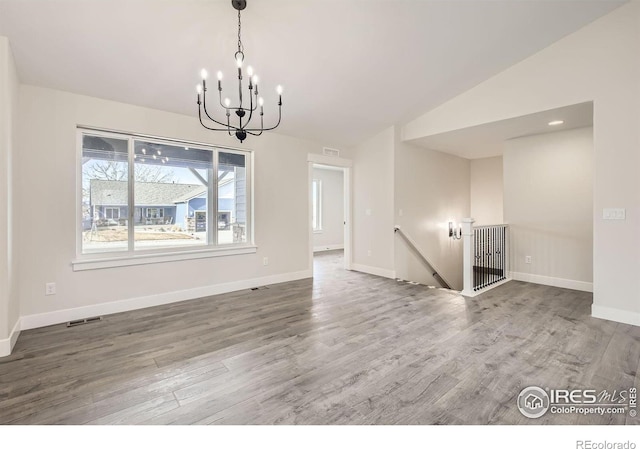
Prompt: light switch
<box><xmin>603</xmin><ymin>208</ymin><xmax>626</xmax><ymax>220</ymax></box>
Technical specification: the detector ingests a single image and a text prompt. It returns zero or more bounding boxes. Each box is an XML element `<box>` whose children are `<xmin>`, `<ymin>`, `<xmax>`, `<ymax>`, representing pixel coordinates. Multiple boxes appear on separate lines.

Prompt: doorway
<box><xmin>307</xmin><ymin>154</ymin><xmax>352</xmax><ymax>277</ymax></box>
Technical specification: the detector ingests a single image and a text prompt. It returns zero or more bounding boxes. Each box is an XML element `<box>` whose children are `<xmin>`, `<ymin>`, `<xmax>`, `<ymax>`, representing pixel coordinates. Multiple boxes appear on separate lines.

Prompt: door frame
<box><xmin>307</xmin><ymin>153</ymin><xmax>353</xmax><ymax>274</ymax></box>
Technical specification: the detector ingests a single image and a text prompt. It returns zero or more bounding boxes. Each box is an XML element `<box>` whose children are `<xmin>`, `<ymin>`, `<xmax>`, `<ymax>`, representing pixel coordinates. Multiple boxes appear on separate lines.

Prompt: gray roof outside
<box><xmin>170</xmin><ymin>176</ymin><xmax>235</xmax><ymax>203</ymax></box>
<box><xmin>172</xmin><ymin>186</ymin><xmax>207</xmax><ymax>203</ymax></box>
<box><xmin>90</xmin><ymin>180</ymin><xmax>204</xmax><ymax>206</ymax></box>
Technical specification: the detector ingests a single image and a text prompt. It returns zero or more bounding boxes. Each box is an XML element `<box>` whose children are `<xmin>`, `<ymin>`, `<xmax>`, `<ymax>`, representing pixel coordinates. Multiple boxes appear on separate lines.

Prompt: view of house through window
<box><xmin>218</xmin><ymin>151</ymin><xmax>247</xmax><ymax>244</ymax></box>
<box><xmin>82</xmin><ymin>134</ymin><xmax>129</xmax><ymax>253</ymax></box>
<box><xmin>81</xmin><ymin>130</ymin><xmax>251</xmax><ymax>255</ymax></box>
<box><xmin>132</xmin><ymin>139</ymin><xmax>213</xmax><ymax>250</ymax></box>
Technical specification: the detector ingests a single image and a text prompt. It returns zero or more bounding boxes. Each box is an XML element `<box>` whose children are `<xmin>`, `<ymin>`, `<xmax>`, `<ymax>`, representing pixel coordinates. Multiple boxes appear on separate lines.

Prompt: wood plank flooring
<box><xmin>1</xmin><ymin>250</ymin><xmax>638</xmax><ymax>424</ymax></box>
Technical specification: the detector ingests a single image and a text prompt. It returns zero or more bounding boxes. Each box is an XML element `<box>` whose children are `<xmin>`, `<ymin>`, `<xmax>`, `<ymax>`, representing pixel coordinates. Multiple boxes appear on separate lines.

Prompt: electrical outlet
<box><xmin>525</xmin><ymin>256</ymin><xmax>532</xmax><ymax>264</ymax></box>
<box><xmin>45</xmin><ymin>282</ymin><xmax>56</xmax><ymax>296</ymax></box>
<box><xmin>367</xmin><ymin>250</ymin><xmax>372</xmax><ymax>257</ymax></box>
<box><xmin>399</xmin><ymin>209</ymin><xmax>403</xmax><ymax>217</ymax></box>
<box><xmin>263</xmin><ymin>257</ymin><xmax>269</xmax><ymax>266</ymax></box>
<box><xmin>603</xmin><ymin>208</ymin><xmax>626</xmax><ymax>220</ymax></box>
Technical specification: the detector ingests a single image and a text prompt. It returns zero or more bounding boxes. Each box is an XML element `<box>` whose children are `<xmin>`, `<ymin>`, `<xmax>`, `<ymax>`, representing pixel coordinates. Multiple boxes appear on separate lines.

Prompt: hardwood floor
<box><xmin>1</xmin><ymin>250</ymin><xmax>638</xmax><ymax>424</ymax></box>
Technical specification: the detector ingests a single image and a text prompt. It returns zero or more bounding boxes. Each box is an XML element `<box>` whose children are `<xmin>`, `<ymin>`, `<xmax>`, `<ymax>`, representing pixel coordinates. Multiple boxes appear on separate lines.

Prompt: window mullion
<box><xmin>210</xmin><ymin>150</ymin><xmax>218</xmax><ymax>246</ymax></box>
<box><xmin>247</xmin><ymin>151</ymin><xmax>254</xmax><ymax>244</ymax></box>
<box><xmin>128</xmin><ymin>137</ymin><xmax>135</xmax><ymax>252</ymax></box>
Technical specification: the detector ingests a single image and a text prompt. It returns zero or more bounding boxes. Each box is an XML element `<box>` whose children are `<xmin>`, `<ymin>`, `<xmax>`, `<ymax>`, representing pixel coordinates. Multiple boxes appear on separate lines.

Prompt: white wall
<box><xmin>351</xmin><ymin>126</ymin><xmax>395</xmax><ymax>278</ymax></box>
<box><xmin>7</xmin><ymin>38</ymin><xmax>18</xmax><ymax>344</ymax></box>
<box><xmin>0</xmin><ymin>36</ymin><xmax>19</xmax><ymax>354</ymax></box>
<box><xmin>312</xmin><ymin>167</ymin><xmax>344</xmax><ymax>252</ymax></box>
<box><xmin>394</xmin><ymin>128</ymin><xmax>470</xmax><ymax>290</ymax></box>
<box><xmin>504</xmin><ymin>128</ymin><xmax>593</xmax><ymax>290</ymax></box>
<box><xmin>350</xmin><ymin>123</ymin><xmax>470</xmax><ymax>288</ymax></box>
<box><xmin>402</xmin><ymin>2</ymin><xmax>640</xmax><ymax>326</ymax></box>
<box><xmin>0</xmin><ymin>37</ymin><xmax>9</xmax><ymax>343</ymax></box>
<box><xmin>15</xmin><ymin>85</ymin><xmax>329</xmax><ymax>327</ymax></box>
<box><xmin>470</xmin><ymin>156</ymin><xmax>503</xmax><ymax>226</ymax></box>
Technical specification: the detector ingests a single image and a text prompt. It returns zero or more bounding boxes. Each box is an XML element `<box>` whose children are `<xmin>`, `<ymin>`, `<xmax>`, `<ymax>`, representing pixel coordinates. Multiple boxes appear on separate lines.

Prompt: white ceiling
<box><xmin>0</xmin><ymin>0</ymin><xmax>624</xmax><ymax>148</ymax></box>
<box><xmin>409</xmin><ymin>102</ymin><xmax>594</xmax><ymax>159</ymax></box>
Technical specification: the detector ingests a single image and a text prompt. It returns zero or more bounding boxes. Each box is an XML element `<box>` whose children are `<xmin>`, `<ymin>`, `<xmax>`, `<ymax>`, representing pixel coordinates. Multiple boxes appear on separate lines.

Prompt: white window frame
<box><xmin>312</xmin><ymin>179</ymin><xmax>322</xmax><ymax>232</ymax></box>
<box><xmin>74</xmin><ymin>127</ymin><xmax>255</xmax><ymax>271</ymax></box>
<box><xmin>104</xmin><ymin>207</ymin><xmax>120</xmax><ymax>220</ymax></box>
<box><xmin>145</xmin><ymin>208</ymin><xmax>164</xmax><ymax>219</ymax></box>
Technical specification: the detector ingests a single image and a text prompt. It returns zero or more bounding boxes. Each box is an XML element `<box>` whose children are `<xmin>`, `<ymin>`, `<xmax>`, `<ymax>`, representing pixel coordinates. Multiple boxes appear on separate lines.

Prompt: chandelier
<box><xmin>196</xmin><ymin>0</ymin><xmax>283</xmax><ymax>143</ymax></box>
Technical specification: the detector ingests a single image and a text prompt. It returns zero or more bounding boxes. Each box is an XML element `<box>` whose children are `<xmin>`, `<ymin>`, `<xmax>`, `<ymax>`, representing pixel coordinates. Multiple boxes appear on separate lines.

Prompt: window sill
<box><xmin>72</xmin><ymin>245</ymin><xmax>257</xmax><ymax>271</ymax></box>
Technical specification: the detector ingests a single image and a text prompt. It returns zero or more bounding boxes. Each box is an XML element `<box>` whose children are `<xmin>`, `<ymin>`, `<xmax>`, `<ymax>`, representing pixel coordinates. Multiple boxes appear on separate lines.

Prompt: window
<box><xmin>218</xmin><ymin>212</ymin><xmax>230</xmax><ymax>229</ymax></box>
<box><xmin>104</xmin><ymin>207</ymin><xmax>120</xmax><ymax>220</ymax></box>
<box><xmin>218</xmin><ymin>151</ymin><xmax>248</xmax><ymax>244</ymax></box>
<box><xmin>145</xmin><ymin>208</ymin><xmax>164</xmax><ymax>219</ymax></box>
<box><xmin>80</xmin><ymin>129</ymin><xmax>252</xmax><ymax>256</ymax></box>
<box><xmin>312</xmin><ymin>179</ymin><xmax>322</xmax><ymax>231</ymax></box>
<box><xmin>82</xmin><ymin>133</ymin><xmax>129</xmax><ymax>253</ymax></box>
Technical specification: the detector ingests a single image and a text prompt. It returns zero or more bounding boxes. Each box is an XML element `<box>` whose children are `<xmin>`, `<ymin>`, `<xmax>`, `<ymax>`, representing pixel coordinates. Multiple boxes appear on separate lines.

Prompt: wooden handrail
<box><xmin>394</xmin><ymin>226</ymin><xmax>453</xmax><ymax>290</ymax></box>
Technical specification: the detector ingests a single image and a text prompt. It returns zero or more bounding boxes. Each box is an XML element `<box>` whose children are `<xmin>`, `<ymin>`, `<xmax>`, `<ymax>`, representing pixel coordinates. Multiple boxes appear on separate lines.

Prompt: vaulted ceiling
<box><xmin>0</xmin><ymin>0</ymin><xmax>625</xmax><ymax>148</ymax></box>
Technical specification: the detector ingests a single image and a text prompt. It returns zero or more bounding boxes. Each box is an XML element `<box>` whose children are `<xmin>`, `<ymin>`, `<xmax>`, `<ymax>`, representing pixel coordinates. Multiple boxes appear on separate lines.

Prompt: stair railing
<box><xmin>394</xmin><ymin>226</ymin><xmax>452</xmax><ymax>290</ymax></box>
<box><xmin>461</xmin><ymin>218</ymin><xmax>509</xmax><ymax>296</ymax></box>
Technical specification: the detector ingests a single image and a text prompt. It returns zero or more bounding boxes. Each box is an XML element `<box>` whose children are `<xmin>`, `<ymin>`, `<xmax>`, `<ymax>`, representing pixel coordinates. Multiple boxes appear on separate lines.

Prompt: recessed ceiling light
<box><xmin>548</xmin><ymin>120</ymin><xmax>564</xmax><ymax>126</ymax></box>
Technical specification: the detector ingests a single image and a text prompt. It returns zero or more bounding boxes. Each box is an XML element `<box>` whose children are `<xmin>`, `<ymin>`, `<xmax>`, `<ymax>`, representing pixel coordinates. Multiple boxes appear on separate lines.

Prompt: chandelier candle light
<box><xmin>196</xmin><ymin>0</ymin><xmax>283</xmax><ymax>143</ymax></box>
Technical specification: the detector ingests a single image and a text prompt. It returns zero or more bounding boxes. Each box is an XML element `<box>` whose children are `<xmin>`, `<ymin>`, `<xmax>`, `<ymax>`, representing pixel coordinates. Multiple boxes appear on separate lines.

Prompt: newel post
<box><xmin>460</xmin><ymin>218</ymin><xmax>475</xmax><ymax>297</ymax></box>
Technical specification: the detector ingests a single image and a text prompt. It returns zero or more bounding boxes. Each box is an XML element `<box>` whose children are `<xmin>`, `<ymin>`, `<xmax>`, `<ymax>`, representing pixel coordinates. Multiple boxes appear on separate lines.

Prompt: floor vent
<box><xmin>250</xmin><ymin>286</ymin><xmax>270</xmax><ymax>291</ymax></box>
<box><xmin>67</xmin><ymin>316</ymin><xmax>103</xmax><ymax>327</ymax></box>
<box><xmin>322</xmin><ymin>147</ymin><xmax>340</xmax><ymax>157</ymax></box>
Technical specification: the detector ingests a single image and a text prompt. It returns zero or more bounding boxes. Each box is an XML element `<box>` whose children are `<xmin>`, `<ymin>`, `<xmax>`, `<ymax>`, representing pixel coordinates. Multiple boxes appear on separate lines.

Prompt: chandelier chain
<box><xmin>237</xmin><ymin>9</ymin><xmax>243</xmax><ymax>54</ymax></box>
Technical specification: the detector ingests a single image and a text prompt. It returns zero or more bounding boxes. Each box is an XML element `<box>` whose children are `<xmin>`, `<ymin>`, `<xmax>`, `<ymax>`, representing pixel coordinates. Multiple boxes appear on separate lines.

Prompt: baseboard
<box><xmin>461</xmin><ymin>278</ymin><xmax>511</xmax><ymax>297</ymax></box>
<box><xmin>313</xmin><ymin>244</ymin><xmax>344</xmax><ymax>252</ymax></box>
<box><xmin>0</xmin><ymin>318</ymin><xmax>21</xmax><ymax>358</ymax></box>
<box><xmin>592</xmin><ymin>305</ymin><xmax>640</xmax><ymax>327</ymax></box>
<box><xmin>351</xmin><ymin>263</ymin><xmax>396</xmax><ymax>280</ymax></box>
<box><xmin>20</xmin><ymin>270</ymin><xmax>312</xmax><ymax>331</ymax></box>
<box><xmin>509</xmin><ymin>271</ymin><xmax>593</xmax><ymax>292</ymax></box>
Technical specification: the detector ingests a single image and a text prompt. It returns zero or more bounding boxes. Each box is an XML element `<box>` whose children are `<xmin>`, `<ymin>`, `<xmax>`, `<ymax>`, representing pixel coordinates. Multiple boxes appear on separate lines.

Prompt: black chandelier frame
<box><xmin>196</xmin><ymin>0</ymin><xmax>282</xmax><ymax>143</ymax></box>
